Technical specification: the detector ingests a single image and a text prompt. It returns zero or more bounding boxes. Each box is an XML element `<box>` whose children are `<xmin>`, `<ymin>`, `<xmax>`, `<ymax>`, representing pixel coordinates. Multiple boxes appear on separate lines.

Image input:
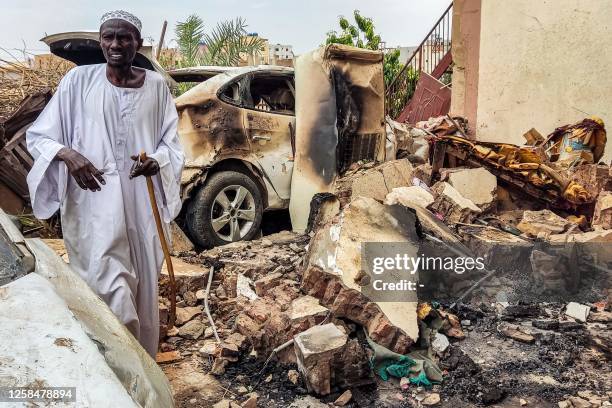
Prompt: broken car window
<box><xmin>247</xmin><ymin>75</ymin><xmax>295</xmax><ymax>115</ymax></box>
<box><xmin>219</xmin><ymin>80</ymin><xmax>242</xmax><ymax>106</ymax></box>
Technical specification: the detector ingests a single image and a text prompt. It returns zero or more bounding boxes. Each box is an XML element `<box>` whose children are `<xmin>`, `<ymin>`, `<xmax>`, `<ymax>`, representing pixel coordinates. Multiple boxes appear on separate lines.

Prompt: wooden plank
<box><xmin>431</xmin><ymin>50</ymin><xmax>453</xmax><ymax>79</ymax></box>
<box><xmin>431</xmin><ymin>142</ymin><xmax>447</xmax><ymax>182</ymax></box>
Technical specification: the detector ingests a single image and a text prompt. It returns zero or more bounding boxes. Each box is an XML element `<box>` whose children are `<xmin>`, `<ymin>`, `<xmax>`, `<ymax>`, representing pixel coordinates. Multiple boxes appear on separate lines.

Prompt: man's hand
<box><xmin>56</xmin><ymin>147</ymin><xmax>105</xmax><ymax>191</ymax></box>
<box><xmin>130</xmin><ymin>155</ymin><xmax>160</xmax><ymax>179</ymax></box>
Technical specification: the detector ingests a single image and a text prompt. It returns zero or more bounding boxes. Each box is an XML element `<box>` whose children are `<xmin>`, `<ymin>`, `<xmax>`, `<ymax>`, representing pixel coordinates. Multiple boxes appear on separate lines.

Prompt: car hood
<box><xmin>41</xmin><ymin>31</ymin><xmax>176</xmax><ymax>87</ymax></box>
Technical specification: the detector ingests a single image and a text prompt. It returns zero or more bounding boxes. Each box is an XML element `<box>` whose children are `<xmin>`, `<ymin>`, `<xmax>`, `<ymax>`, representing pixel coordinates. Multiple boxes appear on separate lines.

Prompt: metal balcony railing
<box><xmin>386</xmin><ymin>2</ymin><xmax>453</xmax><ymax>119</ymax></box>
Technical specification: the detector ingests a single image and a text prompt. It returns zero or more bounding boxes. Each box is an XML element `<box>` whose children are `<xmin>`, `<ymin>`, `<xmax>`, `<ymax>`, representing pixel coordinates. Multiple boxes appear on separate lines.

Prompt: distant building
<box><xmin>239</xmin><ymin>33</ymin><xmax>270</xmax><ymax>66</ymax></box>
<box><xmin>398</xmin><ymin>46</ymin><xmax>418</xmax><ymax>64</ymax></box>
<box><xmin>269</xmin><ymin>44</ymin><xmax>294</xmax><ymax>65</ymax></box>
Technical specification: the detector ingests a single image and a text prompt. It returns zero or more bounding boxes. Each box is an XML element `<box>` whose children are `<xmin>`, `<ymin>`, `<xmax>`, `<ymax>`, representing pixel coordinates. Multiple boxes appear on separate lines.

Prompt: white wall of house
<box><xmin>476</xmin><ymin>0</ymin><xmax>612</xmax><ymax>162</ymax></box>
<box><xmin>452</xmin><ymin>0</ymin><xmax>612</xmax><ymax>162</ymax></box>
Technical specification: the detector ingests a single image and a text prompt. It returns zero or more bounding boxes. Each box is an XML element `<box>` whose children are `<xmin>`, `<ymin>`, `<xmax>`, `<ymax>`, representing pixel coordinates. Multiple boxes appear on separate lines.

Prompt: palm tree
<box><xmin>171</xmin><ymin>15</ymin><xmax>264</xmax><ymax>69</ymax></box>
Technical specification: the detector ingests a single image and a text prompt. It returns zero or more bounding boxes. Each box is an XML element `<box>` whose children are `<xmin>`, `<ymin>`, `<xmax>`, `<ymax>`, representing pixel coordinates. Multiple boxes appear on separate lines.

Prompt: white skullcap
<box><xmin>100</xmin><ymin>10</ymin><xmax>142</xmax><ymax>34</ymax></box>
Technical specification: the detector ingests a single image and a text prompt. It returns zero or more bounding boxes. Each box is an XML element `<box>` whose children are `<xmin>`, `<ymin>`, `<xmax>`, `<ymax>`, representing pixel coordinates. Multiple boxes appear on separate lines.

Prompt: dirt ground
<box><xmin>155</xmin><ymin>231</ymin><xmax>612</xmax><ymax>408</ymax></box>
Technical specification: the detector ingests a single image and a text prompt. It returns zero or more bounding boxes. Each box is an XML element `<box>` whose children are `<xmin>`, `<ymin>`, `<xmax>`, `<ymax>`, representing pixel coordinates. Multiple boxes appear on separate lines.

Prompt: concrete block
<box><xmin>430</xmin><ymin>182</ymin><xmax>482</xmax><ymax>224</ymax></box>
<box><xmin>565</xmin><ymin>302</ymin><xmax>590</xmax><ymax>322</ymax></box>
<box><xmin>294</xmin><ymin>323</ymin><xmax>348</xmax><ymax>395</ymax></box>
<box><xmin>384</xmin><ymin>186</ymin><xmax>434</xmax><ymax>209</ymax></box>
<box><xmin>447</xmin><ymin>167</ymin><xmax>497</xmax><ymax>211</ymax></box>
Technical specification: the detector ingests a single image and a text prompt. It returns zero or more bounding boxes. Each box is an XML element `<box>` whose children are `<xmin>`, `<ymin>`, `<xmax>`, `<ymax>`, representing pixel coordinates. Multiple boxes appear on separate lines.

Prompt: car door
<box><xmin>241</xmin><ymin>73</ymin><xmax>296</xmax><ymax>201</ymax></box>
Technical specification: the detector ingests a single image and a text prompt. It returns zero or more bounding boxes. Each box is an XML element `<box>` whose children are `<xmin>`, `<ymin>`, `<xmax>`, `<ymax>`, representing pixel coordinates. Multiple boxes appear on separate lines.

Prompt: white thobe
<box><xmin>26</xmin><ymin>64</ymin><xmax>185</xmax><ymax>357</ymax></box>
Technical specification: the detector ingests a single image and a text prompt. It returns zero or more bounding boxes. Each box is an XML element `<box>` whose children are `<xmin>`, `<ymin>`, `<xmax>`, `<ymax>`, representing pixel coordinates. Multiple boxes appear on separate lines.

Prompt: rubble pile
<box><xmin>154</xmin><ymin>115</ymin><xmax>610</xmax><ymax>407</ymax></box>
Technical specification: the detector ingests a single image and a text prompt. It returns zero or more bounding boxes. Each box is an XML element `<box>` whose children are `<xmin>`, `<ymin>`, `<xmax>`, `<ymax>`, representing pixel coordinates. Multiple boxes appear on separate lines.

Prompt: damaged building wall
<box><xmin>449</xmin><ymin>0</ymin><xmax>481</xmax><ymax>134</ymax></box>
<box><xmin>451</xmin><ymin>0</ymin><xmax>612</xmax><ymax>163</ymax></box>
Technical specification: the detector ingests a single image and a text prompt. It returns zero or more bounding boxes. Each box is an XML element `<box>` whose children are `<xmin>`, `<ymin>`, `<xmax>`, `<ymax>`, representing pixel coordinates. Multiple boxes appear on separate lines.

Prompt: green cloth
<box><xmin>380</xmin><ymin>355</ymin><xmax>415</xmax><ymax>380</ymax></box>
<box><xmin>366</xmin><ymin>331</ymin><xmax>442</xmax><ymax>386</ymax></box>
<box><xmin>409</xmin><ymin>371</ymin><xmax>433</xmax><ymax>387</ymax></box>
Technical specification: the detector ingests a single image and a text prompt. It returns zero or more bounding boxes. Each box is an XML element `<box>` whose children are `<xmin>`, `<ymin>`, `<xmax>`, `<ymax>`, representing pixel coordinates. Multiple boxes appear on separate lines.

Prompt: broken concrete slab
<box><xmin>164</xmin><ymin>361</ymin><xmax>224</xmax><ymax>404</ymax></box>
<box><xmin>178</xmin><ymin>319</ymin><xmax>205</xmax><ymax>340</ymax></box>
<box><xmin>289</xmin><ymin>295</ymin><xmax>328</xmax><ymax>323</ymax></box>
<box><xmin>430</xmin><ymin>182</ymin><xmax>482</xmax><ymax>224</ymax></box>
<box><xmin>517</xmin><ymin>210</ymin><xmax>571</xmax><ymax>238</ymax></box>
<box><xmin>335</xmin><ymin>159</ymin><xmax>414</xmax><ymax>204</ymax></box>
<box><xmin>447</xmin><ymin>167</ymin><xmax>497</xmax><ymax>211</ymax></box>
<box><xmin>294</xmin><ymin>323</ymin><xmax>348</xmax><ymax>396</ymax></box>
<box><xmin>161</xmin><ymin>257</ymin><xmax>209</xmax><ymax>296</ymax></box>
<box><xmin>565</xmin><ymin>302</ymin><xmax>590</xmax><ymax>322</ymax></box>
<box><xmin>593</xmin><ymin>191</ymin><xmax>612</xmax><ymax>229</ymax></box>
<box><xmin>302</xmin><ymin>196</ymin><xmax>419</xmax><ymax>353</ymax></box>
<box><xmin>458</xmin><ymin>225</ymin><xmax>532</xmax><ymax>271</ymax></box>
<box><xmin>550</xmin><ymin>227</ymin><xmax>612</xmax><ymax>259</ymax></box>
<box><xmin>175</xmin><ymin>306</ymin><xmax>203</xmax><ymax>326</ymax></box>
<box><xmin>384</xmin><ymin>186</ymin><xmax>434</xmax><ymax>209</ymax></box>
<box><xmin>10</xmin><ymin>237</ymin><xmax>175</xmax><ymax>407</ymax></box>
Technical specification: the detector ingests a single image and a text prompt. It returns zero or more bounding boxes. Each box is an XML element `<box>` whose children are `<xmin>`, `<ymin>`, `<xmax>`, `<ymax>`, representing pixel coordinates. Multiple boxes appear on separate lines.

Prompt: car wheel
<box><xmin>186</xmin><ymin>171</ymin><xmax>264</xmax><ymax>248</ymax></box>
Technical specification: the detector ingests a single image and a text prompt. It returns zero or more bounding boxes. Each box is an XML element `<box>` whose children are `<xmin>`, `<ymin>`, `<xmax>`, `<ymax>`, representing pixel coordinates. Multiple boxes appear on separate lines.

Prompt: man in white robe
<box><xmin>26</xmin><ymin>11</ymin><xmax>184</xmax><ymax>357</ymax></box>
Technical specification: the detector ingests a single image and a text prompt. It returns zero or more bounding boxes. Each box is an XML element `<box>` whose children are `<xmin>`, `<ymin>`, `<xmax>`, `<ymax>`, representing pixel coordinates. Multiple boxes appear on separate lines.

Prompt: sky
<box><xmin>0</xmin><ymin>0</ymin><xmax>450</xmax><ymax>61</ymax></box>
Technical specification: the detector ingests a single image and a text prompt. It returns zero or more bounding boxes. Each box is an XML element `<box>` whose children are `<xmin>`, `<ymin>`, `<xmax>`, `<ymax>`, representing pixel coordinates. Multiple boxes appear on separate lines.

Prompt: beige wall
<box><xmin>452</xmin><ymin>0</ymin><xmax>612</xmax><ymax>162</ymax></box>
<box><xmin>450</xmin><ymin>0</ymin><xmax>481</xmax><ymax>136</ymax></box>
<box><xmin>477</xmin><ymin>0</ymin><xmax>612</xmax><ymax>162</ymax></box>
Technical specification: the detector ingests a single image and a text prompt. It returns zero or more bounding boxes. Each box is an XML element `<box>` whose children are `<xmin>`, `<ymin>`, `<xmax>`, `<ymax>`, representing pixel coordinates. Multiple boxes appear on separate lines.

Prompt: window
<box><xmin>247</xmin><ymin>75</ymin><xmax>295</xmax><ymax>115</ymax></box>
<box><xmin>218</xmin><ymin>79</ymin><xmax>243</xmax><ymax>106</ymax></box>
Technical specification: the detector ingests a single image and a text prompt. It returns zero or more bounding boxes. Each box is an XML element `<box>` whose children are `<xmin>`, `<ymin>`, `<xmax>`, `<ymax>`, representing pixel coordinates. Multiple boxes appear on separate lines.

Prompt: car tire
<box><xmin>186</xmin><ymin>171</ymin><xmax>264</xmax><ymax>248</ymax></box>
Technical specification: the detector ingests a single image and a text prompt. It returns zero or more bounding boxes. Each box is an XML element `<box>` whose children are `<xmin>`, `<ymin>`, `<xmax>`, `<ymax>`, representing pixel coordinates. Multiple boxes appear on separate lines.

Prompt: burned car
<box><xmin>173</xmin><ymin>45</ymin><xmax>388</xmax><ymax>247</ymax></box>
<box><xmin>173</xmin><ymin>65</ymin><xmax>296</xmax><ymax>247</ymax></box>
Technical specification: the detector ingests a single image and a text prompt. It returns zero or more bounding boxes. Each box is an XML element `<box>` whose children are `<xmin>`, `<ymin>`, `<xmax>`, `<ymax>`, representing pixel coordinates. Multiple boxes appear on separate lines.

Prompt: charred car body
<box><xmin>173</xmin><ymin>65</ymin><xmax>297</xmax><ymax>247</ymax></box>
<box><xmin>175</xmin><ymin>45</ymin><xmax>389</xmax><ymax>245</ymax></box>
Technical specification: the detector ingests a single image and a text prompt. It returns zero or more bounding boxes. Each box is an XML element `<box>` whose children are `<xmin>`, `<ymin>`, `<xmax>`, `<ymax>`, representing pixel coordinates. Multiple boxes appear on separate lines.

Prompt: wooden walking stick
<box><xmin>139</xmin><ymin>151</ymin><xmax>177</xmax><ymax>329</ymax></box>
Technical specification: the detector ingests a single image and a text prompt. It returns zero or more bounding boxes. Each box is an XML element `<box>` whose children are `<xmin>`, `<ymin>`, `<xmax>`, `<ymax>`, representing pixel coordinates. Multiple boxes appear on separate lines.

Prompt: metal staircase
<box><xmin>386</xmin><ymin>3</ymin><xmax>453</xmax><ymax>121</ymax></box>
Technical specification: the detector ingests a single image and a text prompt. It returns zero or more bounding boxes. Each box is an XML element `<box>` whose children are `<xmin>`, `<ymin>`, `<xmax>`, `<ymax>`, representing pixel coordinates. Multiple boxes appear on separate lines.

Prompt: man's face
<box><xmin>99</xmin><ymin>19</ymin><xmax>142</xmax><ymax>67</ymax></box>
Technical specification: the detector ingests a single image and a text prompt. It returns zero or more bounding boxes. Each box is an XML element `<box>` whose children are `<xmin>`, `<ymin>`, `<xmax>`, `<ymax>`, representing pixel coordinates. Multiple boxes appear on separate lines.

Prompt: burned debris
<box><xmin>144</xmin><ymin>110</ymin><xmax>611</xmax><ymax>407</ymax></box>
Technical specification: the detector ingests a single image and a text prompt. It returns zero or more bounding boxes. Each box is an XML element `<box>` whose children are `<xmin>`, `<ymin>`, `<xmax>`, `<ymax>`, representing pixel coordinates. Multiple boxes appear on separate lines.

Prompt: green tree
<box><xmin>325</xmin><ymin>11</ymin><xmax>404</xmax><ymax>88</ymax></box>
<box><xmin>326</xmin><ymin>10</ymin><xmax>381</xmax><ymax>50</ymax></box>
